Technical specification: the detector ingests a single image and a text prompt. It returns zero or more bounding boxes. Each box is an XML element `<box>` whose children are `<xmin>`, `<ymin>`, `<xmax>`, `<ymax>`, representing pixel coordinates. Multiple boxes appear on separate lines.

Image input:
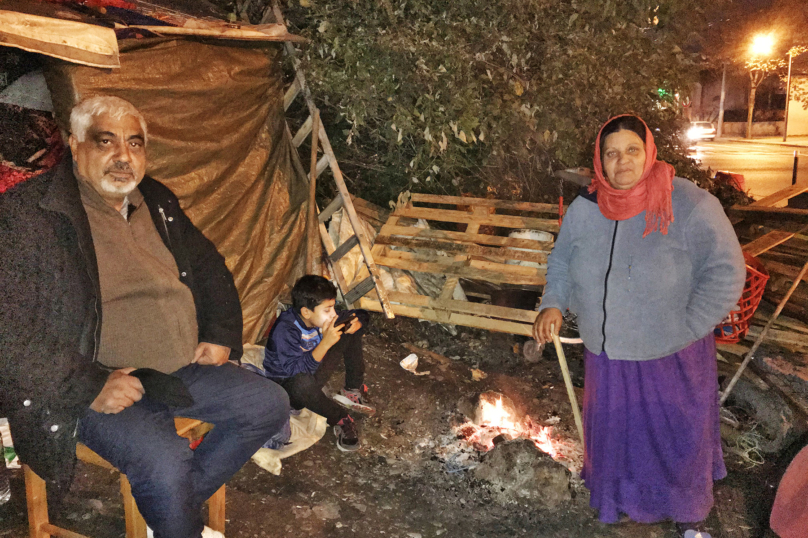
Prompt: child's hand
<box><xmin>343</xmin><ymin>316</ymin><xmax>362</xmax><ymax>334</ymax></box>
<box><xmin>320</xmin><ymin>316</ymin><xmax>344</xmax><ymax>347</ymax></box>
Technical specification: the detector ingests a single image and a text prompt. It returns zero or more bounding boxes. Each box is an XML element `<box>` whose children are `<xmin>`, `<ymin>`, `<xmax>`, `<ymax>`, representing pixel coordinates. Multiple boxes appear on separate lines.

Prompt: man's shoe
<box><xmin>334</xmin><ymin>416</ymin><xmax>361</xmax><ymax>452</ymax></box>
<box><xmin>333</xmin><ymin>384</ymin><xmax>376</xmax><ymax>416</ymax></box>
<box><xmin>201</xmin><ymin>526</ymin><xmax>225</xmax><ymax>538</ymax></box>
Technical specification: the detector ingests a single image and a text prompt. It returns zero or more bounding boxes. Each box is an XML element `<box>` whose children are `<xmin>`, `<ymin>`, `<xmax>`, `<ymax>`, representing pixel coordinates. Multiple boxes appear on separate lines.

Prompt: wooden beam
<box><xmin>318</xmin><ymin>194</ymin><xmax>344</xmax><ymax>224</ymax></box>
<box><xmin>383</xmin><ymin>290</ymin><xmax>539</xmax><ymax>323</ymax></box>
<box><xmin>750</xmin><ymin>183</ymin><xmax>808</xmax><ymax>207</ymax></box>
<box><xmin>315</xmin><ymin>155</ymin><xmax>329</xmax><ymax>177</ymax></box>
<box><xmin>373</xmin><ymin>255</ymin><xmax>546</xmax><ymax>286</ymax></box>
<box><xmin>374</xmin><ymin>235</ymin><xmax>549</xmax><ymax>264</ymax></box>
<box><xmin>392</xmin><ymin>206</ymin><xmax>560</xmax><ymax>232</ymax></box>
<box><xmin>283</xmin><ymin>78</ymin><xmax>301</xmax><ymax>110</ymax></box>
<box><xmin>410</xmin><ymin>193</ymin><xmax>562</xmax><ymax>213</ymax></box>
<box><xmin>358</xmin><ymin>297</ymin><xmax>534</xmax><ymax>336</ymax></box>
<box><xmin>291</xmin><ymin>115</ymin><xmax>313</xmax><ymax>148</ymax></box>
<box><xmin>729</xmin><ymin>205</ymin><xmax>808</xmax><ymax>222</ymax></box>
<box><xmin>743</xmin><ymin>230</ymin><xmax>799</xmax><ymax>256</ymax></box>
<box><xmin>377</xmin><ymin>224</ymin><xmax>554</xmax><ymax>250</ymax></box>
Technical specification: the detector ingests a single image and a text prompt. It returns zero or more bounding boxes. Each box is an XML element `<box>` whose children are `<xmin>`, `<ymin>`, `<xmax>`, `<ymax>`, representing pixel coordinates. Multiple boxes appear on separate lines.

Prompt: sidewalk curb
<box><xmin>716</xmin><ymin>137</ymin><xmax>808</xmax><ymax>149</ymax></box>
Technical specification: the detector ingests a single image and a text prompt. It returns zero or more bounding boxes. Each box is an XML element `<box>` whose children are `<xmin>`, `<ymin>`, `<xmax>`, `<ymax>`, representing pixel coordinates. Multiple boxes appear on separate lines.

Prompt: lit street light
<box><xmin>745</xmin><ymin>33</ymin><xmax>784</xmax><ymax>139</ymax></box>
<box><xmin>751</xmin><ymin>34</ymin><xmax>774</xmax><ymax>57</ymax></box>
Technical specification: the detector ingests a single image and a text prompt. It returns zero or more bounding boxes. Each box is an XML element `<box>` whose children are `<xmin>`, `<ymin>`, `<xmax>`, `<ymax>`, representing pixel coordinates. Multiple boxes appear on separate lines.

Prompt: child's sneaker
<box><xmin>334</xmin><ymin>416</ymin><xmax>360</xmax><ymax>452</ymax></box>
<box><xmin>332</xmin><ymin>384</ymin><xmax>376</xmax><ymax>416</ymax></box>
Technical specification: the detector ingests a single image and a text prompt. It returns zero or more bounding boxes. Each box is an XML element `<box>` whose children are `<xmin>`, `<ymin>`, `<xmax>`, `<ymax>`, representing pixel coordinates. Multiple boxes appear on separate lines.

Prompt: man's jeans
<box><xmin>78</xmin><ymin>362</ymin><xmax>289</xmax><ymax>538</ymax></box>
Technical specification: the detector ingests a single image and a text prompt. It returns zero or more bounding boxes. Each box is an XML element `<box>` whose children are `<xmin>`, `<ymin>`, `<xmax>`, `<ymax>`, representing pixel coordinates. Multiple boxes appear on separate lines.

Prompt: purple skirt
<box><xmin>581</xmin><ymin>334</ymin><xmax>726</xmax><ymax>524</ymax></box>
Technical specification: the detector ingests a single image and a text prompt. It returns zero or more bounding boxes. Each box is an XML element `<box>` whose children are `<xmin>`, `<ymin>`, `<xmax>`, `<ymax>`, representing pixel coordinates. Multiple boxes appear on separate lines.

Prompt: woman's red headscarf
<box><xmin>589</xmin><ymin>115</ymin><xmax>675</xmax><ymax>237</ymax></box>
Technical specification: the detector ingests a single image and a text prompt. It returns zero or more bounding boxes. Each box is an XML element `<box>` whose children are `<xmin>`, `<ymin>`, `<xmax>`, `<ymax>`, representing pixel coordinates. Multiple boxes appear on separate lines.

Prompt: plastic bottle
<box><xmin>0</xmin><ymin>438</ymin><xmax>10</xmax><ymax>505</ymax></box>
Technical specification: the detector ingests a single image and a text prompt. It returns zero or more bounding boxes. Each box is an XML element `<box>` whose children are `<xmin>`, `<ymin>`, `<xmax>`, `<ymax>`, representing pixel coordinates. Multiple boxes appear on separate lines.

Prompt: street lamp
<box><xmin>745</xmin><ymin>33</ymin><xmax>783</xmax><ymax>139</ymax></box>
<box><xmin>751</xmin><ymin>34</ymin><xmax>774</xmax><ymax>57</ymax></box>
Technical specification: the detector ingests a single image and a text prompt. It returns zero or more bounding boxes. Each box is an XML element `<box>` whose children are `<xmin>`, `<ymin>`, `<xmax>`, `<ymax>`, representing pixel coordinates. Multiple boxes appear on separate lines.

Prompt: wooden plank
<box><xmin>392</xmin><ymin>206</ymin><xmax>560</xmax><ymax>232</ymax></box>
<box><xmin>127</xmin><ymin>24</ymin><xmax>306</xmax><ymax>42</ymax></box>
<box><xmin>358</xmin><ymin>298</ymin><xmax>534</xmax><ymax>336</ymax></box>
<box><xmin>383</xmin><ymin>290</ymin><xmax>539</xmax><ymax>323</ymax></box>
<box><xmin>121</xmin><ymin>474</ymin><xmax>148</xmax><ymax>538</ymax></box>
<box><xmin>761</xmin><ymin>258</ymin><xmax>807</xmax><ymax>279</ymax></box>
<box><xmin>25</xmin><ymin>465</ymin><xmax>51</xmax><ymax>538</ymax></box>
<box><xmin>283</xmin><ymin>78</ymin><xmax>301</xmax><ymax>110</ymax></box>
<box><xmin>440</xmin><ymin>277</ymin><xmax>460</xmax><ymax>301</ymax></box>
<box><xmin>315</xmin><ymin>155</ymin><xmax>329</xmax><ymax>177</ymax></box>
<box><xmin>291</xmin><ymin>115</ymin><xmax>313</xmax><ymax>148</ymax></box>
<box><xmin>377</xmin><ymin>224</ymin><xmax>555</xmax><ymax>250</ymax></box>
<box><xmin>379</xmin><ymin>249</ymin><xmax>546</xmax><ymax>278</ymax></box>
<box><xmin>329</xmin><ymin>234</ymin><xmax>359</xmax><ymax>262</ymax></box>
<box><xmin>375</xmin><ymin>235</ymin><xmax>549</xmax><ymax>264</ymax></box>
<box><xmin>39</xmin><ymin>524</ymin><xmax>89</xmax><ymax>538</ymax></box>
<box><xmin>750</xmin><ymin>183</ymin><xmax>808</xmax><ymax>207</ymax></box>
<box><xmin>729</xmin><ymin>205</ymin><xmax>808</xmax><ymax>222</ymax></box>
<box><xmin>351</xmin><ymin>195</ymin><xmax>390</xmax><ymax>224</ymax></box>
<box><xmin>464</xmin><ymin>205</ymin><xmax>489</xmax><ymax>235</ymax></box>
<box><xmin>409</xmin><ymin>193</ymin><xmax>561</xmax><ymax>213</ymax></box>
<box><xmin>307</xmin><ymin>109</ymin><xmax>322</xmax><ymax>274</ymax></box>
<box><xmin>745</xmin><ymin>326</ymin><xmax>808</xmax><ymax>348</ymax></box>
<box><xmin>318</xmin><ymin>194</ymin><xmax>344</xmax><ymax>223</ymax></box>
<box><xmin>743</xmin><ymin>230</ymin><xmax>797</xmax><ymax>256</ymax></box>
<box><xmin>373</xmin><ymin>255</ymin><xmax>545</xmax><ymax>286</ymax></box>
<box><xmin>76</xmin><ymin>443</ymin><xmax>116</xmax><ymax>470</ymax></box>
<box><xmin>208</xmin><ymin>486</ymin><xmax>226</xmax><ymax>533</ymax></box>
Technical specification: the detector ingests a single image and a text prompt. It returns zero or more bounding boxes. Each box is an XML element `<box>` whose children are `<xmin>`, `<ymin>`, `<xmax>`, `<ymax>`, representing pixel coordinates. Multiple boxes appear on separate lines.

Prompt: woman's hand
<box><xmin>533</xmin><ymin>308</ymin><xmax>563</xmax><ymax>344</ymax></box>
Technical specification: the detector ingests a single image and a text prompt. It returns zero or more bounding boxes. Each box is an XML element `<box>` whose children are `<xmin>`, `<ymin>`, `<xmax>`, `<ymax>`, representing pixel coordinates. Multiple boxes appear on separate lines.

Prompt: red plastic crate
<box><xmin>714</xmin><ymin>252</ymin><xmax>769</xmax><ymax>344</ymax></box>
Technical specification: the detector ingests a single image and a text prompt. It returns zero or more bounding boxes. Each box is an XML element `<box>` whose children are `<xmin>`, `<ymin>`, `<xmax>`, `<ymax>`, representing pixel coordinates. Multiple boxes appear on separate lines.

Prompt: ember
<box><xmin>454</xmin><ymin>392</ymin><xmax>583</xmax><ymax>473</ymax></box>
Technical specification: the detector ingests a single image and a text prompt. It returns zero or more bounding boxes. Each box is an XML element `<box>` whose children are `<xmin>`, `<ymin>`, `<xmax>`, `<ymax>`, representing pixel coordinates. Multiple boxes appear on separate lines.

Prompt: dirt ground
<box><xmin>0</xmin><ymin>314</ymin><xmax>797</xmax><ymax>538</ymax></box>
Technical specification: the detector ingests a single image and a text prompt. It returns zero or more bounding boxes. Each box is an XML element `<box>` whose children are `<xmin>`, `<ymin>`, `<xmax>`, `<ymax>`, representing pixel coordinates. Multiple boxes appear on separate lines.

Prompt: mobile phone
<box><xmin>334</xmin><ymin>311</ymin><xmax>357</xmax><ymax>329</ymax></box>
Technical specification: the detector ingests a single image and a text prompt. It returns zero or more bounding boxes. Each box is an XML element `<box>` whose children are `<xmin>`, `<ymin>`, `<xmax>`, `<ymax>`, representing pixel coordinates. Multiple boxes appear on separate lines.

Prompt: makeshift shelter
<box><xmin>0</xmin><ymin>1</ymin><xmax>309</xmax><ymax>342</ymax></box>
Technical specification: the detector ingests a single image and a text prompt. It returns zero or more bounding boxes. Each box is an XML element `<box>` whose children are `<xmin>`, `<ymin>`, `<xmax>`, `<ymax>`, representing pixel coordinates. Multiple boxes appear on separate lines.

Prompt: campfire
<box><xmin>452</xmin><ymin>391</ymin><xmax>583</xmax><ymax>473</ymax></box>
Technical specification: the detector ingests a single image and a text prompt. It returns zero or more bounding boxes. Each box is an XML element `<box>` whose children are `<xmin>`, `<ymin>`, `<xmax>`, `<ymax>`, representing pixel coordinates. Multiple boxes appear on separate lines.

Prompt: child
<box><xmin>263</xmin><ymin>275</ymin><xmax>374</xmax><ymax>452</ymax></box>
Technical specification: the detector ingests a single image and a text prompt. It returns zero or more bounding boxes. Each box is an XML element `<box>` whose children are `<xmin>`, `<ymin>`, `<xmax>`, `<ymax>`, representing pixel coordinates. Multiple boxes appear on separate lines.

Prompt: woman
<box><xmin>533</xmin><ymin>115</ymin><xmax>745</xmax><ymax>536</ymax></box>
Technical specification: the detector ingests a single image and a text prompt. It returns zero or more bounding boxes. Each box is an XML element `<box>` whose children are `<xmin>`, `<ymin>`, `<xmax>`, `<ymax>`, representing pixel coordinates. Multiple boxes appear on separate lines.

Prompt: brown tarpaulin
<box><xmin>45</xmin><ymin>38</ymin><xmax>308</xmax><ymax>343</ymax></box>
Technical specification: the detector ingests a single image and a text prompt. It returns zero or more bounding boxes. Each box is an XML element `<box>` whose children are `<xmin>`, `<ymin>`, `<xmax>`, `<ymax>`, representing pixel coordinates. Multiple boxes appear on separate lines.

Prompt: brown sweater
<box><xmin>78</xmin><ymin>180</ymin><xmax>198</xmax><ymax>374</ymax></box>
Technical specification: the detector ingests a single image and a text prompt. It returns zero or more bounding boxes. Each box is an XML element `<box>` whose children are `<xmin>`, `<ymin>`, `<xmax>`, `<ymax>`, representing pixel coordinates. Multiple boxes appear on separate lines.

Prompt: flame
<box><xmin>479</xmin><ymin>397</ymin><xmax>515</xmax><ymax>429</ymax></box>
<box><xmin>466</xmin><ymin>397</ymin><xmax>559</xmax><ymax>458</ymax></box>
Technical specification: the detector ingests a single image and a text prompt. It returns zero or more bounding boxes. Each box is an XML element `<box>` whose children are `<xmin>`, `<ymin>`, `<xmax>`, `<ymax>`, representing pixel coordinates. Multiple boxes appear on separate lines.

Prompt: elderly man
<box><xmin>0</xmin><ymin>96</ymin><xmax>289</xmax><ymax>538</ymax></box>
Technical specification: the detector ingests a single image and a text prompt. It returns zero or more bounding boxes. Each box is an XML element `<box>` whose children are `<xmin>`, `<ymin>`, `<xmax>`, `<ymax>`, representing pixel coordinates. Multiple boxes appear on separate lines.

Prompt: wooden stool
<box><xmin>24</xmin><ymin>418</ymin><xmax>225</xmax><ymax>538</ymax></box>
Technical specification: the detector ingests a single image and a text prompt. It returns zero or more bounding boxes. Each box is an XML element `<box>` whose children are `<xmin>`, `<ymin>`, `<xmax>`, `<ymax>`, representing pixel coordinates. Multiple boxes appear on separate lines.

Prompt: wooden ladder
<box><xmin>266</xmin><ymin>1</ymin><xmax>394</xmax><ymax>317</ymax></box>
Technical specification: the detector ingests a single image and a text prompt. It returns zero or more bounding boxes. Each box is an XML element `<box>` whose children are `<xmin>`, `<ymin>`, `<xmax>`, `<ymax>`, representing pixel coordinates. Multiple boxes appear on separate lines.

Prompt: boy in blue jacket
<box><xmin>263</xmin><ymin>275</ymin><xmax>373</xmax><ymax>451</ymax></box>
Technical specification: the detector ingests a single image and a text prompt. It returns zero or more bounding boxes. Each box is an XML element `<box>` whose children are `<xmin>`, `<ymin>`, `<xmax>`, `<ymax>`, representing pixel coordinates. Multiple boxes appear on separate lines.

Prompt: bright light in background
<box><xmin>750</xmin><ymin>34</ymin><xmax>775</xmax><ymax>57</ymax></box>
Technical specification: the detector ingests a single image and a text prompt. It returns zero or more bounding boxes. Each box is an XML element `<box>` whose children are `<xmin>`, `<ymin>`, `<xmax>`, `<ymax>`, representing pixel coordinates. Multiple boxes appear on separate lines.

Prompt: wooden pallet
<box><xmin>355</xmin><ymin>193</ymin><xmax>563</xmax><ymax>336</ymax></box>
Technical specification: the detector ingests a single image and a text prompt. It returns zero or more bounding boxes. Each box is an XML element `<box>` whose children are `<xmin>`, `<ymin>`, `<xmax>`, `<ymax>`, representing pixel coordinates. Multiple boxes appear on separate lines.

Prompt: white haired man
<box><xmin>0</xmin><ymin>96</ymin><xmax>289</xmax><ymax>538</ymax></box>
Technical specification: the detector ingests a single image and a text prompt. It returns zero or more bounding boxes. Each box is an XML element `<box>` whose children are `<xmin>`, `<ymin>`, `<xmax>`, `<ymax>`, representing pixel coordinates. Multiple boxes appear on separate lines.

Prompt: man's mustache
<box><xmin>105</xmin><ymin>162</ymin><xmax>134</xmax><ymax>176</ymax></box>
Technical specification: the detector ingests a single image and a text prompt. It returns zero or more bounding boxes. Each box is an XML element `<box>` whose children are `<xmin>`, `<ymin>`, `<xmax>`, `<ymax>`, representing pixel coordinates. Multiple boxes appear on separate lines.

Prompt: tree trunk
<box><xmin>746</xmin><ymin>85</ymin><xmax>757</xmax><ymax>139</ymax></box>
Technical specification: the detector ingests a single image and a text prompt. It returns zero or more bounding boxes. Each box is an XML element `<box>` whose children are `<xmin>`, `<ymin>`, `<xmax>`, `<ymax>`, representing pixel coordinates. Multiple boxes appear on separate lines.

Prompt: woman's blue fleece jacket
<box><xmin>539</xmin><ymin>177</ymin><xmax>746</xmax><ymax>361</ymax></box>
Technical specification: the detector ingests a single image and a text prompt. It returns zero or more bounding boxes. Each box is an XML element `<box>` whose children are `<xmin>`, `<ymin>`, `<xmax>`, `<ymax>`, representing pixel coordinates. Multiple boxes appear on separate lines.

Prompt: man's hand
<box><xmin>532</xmin><ymin>308</ymin><xmax>563</xmax><ymax>345</ymax></box>
<box><xmin>90</xmin><ymin>368</ymin><xmax>144</xmax><ymax>414</ymax></box>
<box><xmin>192</xmin><ymin>342</ymin><xmax>231</xmax><ymax>366</ymax></box>
<box><xmin>343</xmin><ymin>316</ymin><xmax>362</xmax><ymax>335</ymax></box>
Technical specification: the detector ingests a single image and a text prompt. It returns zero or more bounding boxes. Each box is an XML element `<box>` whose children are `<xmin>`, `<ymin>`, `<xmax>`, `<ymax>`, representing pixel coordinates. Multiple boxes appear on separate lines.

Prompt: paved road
<box><xmin>690</xmin><ymin>140</ymin><xmax>808</xmax><ymax>201</ymax></box>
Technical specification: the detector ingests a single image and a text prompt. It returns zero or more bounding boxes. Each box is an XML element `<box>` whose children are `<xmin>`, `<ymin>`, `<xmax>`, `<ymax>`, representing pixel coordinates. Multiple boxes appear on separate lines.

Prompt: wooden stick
<box><xmin>307</xmin><ymin>110</ymin><xmax>321</xmax><ymax>274</ymax></box>
<box><xmin>550</xmin><ymin>324</ymin><xmax>585</xmax><ymax>445</ymax></box>
<box><xmin>720</xmin><ymin>256</ymin><xmax>808</xmax><ymax>405</ymax></box>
